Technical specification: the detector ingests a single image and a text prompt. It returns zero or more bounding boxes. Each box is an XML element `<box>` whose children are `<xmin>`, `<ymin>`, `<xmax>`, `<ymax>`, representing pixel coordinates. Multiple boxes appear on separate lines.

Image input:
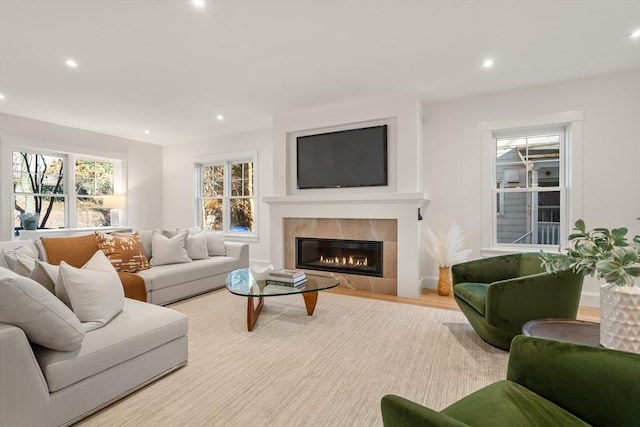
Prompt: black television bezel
<box><xmin>296</xmin><ymin>124</ymin><xmax>388</xmax><ymax>190</ymax></box>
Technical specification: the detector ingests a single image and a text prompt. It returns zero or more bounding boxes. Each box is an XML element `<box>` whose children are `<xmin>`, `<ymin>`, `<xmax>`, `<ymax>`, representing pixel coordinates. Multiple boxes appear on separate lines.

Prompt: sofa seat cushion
<box><xmin>453</xmin><ymin>282</ymin><xmax>488</xmax><ymax>316</ymax></box>
<box><xmin>441</xmin><ymin>380</ymin><xmax>590</xmax><ymax>427</ymax></box>
<box><xmin>33</xmin><ymin>298</ymin><xmax>187</xmax><ymax>392</ymax></box>
<box><xmin>137</xmin><ymin>256</ymin><xmax>239</xmax><ymax>291</ymax></box>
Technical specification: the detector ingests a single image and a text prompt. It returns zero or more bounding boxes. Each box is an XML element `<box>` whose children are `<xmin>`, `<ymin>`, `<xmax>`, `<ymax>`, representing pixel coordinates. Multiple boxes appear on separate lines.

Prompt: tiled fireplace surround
<box><xmin>284</xmin><ymin>218</ymin><xmax>398</xmax><ymax>295</ymax></box>
<box><xmin>264</xmin><ymin>194</ymin><xmax>427</xmax><ymax>298</ymax></box>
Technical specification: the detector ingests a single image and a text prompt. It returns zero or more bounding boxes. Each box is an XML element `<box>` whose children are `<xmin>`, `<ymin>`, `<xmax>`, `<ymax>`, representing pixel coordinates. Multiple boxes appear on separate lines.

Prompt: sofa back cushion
<box><xmin>40</xmin><ymin>234</ymin><xmax>100</xmax><ymax>267</ymax></box>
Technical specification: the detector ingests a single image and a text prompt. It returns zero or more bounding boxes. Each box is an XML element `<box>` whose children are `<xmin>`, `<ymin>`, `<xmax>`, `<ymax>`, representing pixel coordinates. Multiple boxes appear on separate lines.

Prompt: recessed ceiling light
<box><xmin>216</xmin><ymin>114</ymin><xmax>224</xmax><ymax>121</ymax></box>
<box><xmin>482</xmin><ymin>58</ymin><xmax>494</xmax><ymax>69</ymax></box>
<box><xmin>144</xmin><ymin>129</ymin><xmax>151</xmax><ymax>135</ymax></box>
<box><xmin>192</xmin><ymin>0</ymin><xmax>206</xmax><ymax>8</ymax></box>
<box><xmin>630</xmin><ymin>28</ymin><xmax>640</xmax><ymax>40</ymax></box>
<box><xmin>0</xmin><ymin>93</ymin><xmax>5</xmax><ymax>100</ymax></box>
<box><xmin>65</xmin><ymin>59</ymin><xmax>78</xmax><ymax>68</ymax></box>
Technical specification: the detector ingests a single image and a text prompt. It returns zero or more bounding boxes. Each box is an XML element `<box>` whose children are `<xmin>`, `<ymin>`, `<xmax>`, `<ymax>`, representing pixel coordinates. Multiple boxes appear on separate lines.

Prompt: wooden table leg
<box><xmin>247</xmin><ymin>296</ymin><xmax>264</xmax><ymax>331</ymax></box>
<box><xmin>302</xmin><ymin>291</ymin><xmax>318</xmax><ymax>315</ymax></box>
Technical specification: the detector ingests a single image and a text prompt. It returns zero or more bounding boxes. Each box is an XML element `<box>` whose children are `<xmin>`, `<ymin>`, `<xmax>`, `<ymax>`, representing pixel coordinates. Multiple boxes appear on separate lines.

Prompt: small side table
<box><xmin>522</xmin><ymin>319</ymin><xmax>601</xmax><ymax>347</ymax></box>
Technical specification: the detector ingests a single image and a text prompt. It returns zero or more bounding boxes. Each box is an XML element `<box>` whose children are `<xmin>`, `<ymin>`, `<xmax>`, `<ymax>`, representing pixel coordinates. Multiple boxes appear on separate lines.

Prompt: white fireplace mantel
<box><xmin>263</xmin><ymin>192</ymin><xmax>429</xmax><ymax>206</ymax></box>
<box><xmin>264</xmin><ymin>192</ymin><xmax>430</xmax><ymax>299</ymax></box>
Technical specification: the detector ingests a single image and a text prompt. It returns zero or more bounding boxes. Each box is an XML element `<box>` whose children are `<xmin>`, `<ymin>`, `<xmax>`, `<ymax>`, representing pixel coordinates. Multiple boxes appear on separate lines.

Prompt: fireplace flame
<box><xmin>319</xmin><ymin>255</ymin><xmax>368</xmax><ymax>267</ymax></box>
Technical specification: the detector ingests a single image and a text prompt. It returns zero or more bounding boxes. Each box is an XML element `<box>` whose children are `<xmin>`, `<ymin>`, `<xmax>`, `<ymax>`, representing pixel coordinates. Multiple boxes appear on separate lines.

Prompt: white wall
<box><xmin>422</xmin><ymin>70</ymin><xmax>640</xmax><ymax>306</ymax></box>
<box><xmin>0</xmin><ymin>113</ymin><xmax>164</xmax><ymax>240</ymax></box>
<box><xmin>162</xmin><ymin>129</ymin><xmax>273</xmax><ymax>263</ymax></box>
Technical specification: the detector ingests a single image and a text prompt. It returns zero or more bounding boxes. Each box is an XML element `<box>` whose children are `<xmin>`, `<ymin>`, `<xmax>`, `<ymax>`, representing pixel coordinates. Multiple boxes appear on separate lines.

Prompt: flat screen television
<box><xmin>296</xmin><ymin>125</ymin><xmax>388</xmax><ymax>189</ymax></box>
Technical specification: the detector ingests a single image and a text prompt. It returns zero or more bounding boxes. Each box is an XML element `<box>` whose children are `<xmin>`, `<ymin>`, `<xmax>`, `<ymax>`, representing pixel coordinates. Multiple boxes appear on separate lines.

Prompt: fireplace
<box><xmin>296</xmin><ymin>237</ymin><xmax>383</xmax><ymax>277</ymax></box>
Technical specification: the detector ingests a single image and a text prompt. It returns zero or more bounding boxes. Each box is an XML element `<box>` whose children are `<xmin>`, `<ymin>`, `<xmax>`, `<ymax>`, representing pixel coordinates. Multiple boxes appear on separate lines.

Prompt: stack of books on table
<box><xmin>265</xmin><ymin>269</ymin><xmax>307</xmax><ymax>287</ymax></box>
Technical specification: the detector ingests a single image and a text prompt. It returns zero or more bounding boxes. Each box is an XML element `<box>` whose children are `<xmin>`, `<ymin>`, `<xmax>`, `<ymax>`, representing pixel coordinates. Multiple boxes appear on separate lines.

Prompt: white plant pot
<box><xmin>600</xmin><ymin>282</ymin><xmax>640</xmax><ymax>353</ymax></box>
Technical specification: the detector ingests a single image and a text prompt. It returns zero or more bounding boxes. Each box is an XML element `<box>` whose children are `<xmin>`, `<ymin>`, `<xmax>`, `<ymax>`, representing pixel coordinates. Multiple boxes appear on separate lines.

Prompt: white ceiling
<box><xmin>0</xmin><ymin>0</ymin><xmax>638</xmax><ymax>145</ymax></box>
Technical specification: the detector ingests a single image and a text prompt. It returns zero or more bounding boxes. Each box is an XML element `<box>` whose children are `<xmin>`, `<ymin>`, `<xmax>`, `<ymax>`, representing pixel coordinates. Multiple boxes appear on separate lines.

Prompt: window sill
<box><xmin>18</xmin><ymin>226</ymin><xmax>133</xmax><ymax>240</ymax></box>
<box><xmin>225</xmin><ymin>233</ymin><xmax>259</xmax><ymax>244</ymax></box>
<box><xmin>480</xmin><ymin>245</ymin><xmax>562</xmax><ymax>258</ymax></box>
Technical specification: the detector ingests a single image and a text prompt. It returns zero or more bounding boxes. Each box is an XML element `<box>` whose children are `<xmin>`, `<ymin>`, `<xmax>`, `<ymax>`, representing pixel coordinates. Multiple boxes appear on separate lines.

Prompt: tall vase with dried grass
<box><xmin>423</xmin><ymin>224</ymin><xmax>472</xmax><ymax>296</ymax></box>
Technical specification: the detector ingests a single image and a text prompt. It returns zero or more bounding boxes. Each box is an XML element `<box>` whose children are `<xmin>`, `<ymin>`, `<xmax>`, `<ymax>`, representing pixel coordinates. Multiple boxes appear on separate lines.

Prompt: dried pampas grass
<box><xmin>423</xmin><ymin>223</ymin><xmax>472</xmax><ymax>267</ymax></box>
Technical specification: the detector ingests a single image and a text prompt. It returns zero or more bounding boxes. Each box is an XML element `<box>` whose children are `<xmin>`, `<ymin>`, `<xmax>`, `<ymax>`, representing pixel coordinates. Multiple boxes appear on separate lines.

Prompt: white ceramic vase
<box><xmin>600</xmin><ymin>282</ymin><xmax>640</xmax><ymax>352</ymax></box>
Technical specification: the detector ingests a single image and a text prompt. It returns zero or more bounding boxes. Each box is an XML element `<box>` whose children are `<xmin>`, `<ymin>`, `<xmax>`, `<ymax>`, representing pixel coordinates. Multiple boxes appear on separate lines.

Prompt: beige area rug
<box><xmin>77</xmin><ymin>290</ymin><xmax>509</xmax><ymax>426</ymax></box>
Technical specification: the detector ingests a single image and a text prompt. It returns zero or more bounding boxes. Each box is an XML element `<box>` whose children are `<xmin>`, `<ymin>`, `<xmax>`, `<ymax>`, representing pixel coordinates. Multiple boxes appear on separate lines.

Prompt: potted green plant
<box><xmin>20</xmin><ymin>212</ymin><xmax>39</xmax><ymax>230</ymax></box>
<box><xmin>540</xmin><ymin>219</ymin><xmax>640</xmax><ymax>352</ymax></box>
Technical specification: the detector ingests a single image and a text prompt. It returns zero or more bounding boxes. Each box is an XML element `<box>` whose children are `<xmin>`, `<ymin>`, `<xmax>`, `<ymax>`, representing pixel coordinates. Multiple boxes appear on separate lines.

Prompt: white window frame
<box><xmin>195</xmin><ymin>150</ymin><xmax>258</xmax><ymax>242</ymax></box>
<box><xmin>10</xmin><ymin>148</ymin><xmax>124</xmax><ymax>231</ymax></box>
<box><xmin>481</xmin><ymin>111</ymin><xmax>584</xmax><ymax>256</ymax></box>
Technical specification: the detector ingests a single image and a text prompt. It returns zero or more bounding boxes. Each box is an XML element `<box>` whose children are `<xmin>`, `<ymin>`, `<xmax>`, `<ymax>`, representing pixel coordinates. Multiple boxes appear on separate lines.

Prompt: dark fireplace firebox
<box><xmin>296</xmin><ymin>237</ymin><xmax>383</xmax><ymax>277</ymax></box>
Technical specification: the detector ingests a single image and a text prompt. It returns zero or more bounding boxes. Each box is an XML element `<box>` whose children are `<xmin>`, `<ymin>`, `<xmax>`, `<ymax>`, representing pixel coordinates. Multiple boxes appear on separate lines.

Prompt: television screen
<box><xmin>296</xmin><ymin>125</ymin><xmax>388</xmax><ymax>189</ymax></box>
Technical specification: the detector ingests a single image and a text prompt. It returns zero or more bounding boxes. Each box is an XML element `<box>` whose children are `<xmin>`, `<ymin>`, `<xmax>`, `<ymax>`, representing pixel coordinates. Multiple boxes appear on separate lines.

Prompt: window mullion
<box><xmin>66</xmin><ymin>153</ymin><xmax>75</xmax><ymax>228</ymax></box>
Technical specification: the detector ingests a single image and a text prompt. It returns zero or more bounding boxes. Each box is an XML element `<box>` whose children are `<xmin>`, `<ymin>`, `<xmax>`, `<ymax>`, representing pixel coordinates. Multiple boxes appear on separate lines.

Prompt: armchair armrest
<box><xmin>484</xmin><ymin>270</ymin><xmax>582</xmax><ymax>331</ymax></box>
<box><xmin>0</xmin><ymin>323</ymin><xmax>50</xmax><ymax>426</ymax></box>
<box><xmin>381</xmin><ymin>395</ymin><xmax>469</xmax><ymax>427</ymax></box>
<box><xmin>508</xmin><ymin>336</ymin><xmax>640</xmax><ymax>427</ymax></box>
<box><xmin>452</xmin><ymin>254</ymin><xmax>521</xmax><ymax>285</ymax></box>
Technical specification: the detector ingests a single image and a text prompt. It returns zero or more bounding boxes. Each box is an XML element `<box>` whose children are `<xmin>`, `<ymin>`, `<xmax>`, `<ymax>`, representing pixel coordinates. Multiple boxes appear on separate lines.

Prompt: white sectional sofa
<box><xmin>0</xmin><ymin>298</ymin><xmax>188</xmax><ymax>427</ymax></box>
<box><xmin>0</xmin><ymin>231</ymin><xmax>249</xmax><ymax>426</ymax></box>
<box><xmin>137</xmin><ymin>236</ymin><xmax>249</xmax><ymax>304</ymax></box>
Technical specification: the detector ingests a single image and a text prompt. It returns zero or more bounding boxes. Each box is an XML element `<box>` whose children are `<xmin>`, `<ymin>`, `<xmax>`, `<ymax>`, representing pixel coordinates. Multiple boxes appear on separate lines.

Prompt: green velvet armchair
<box><xmin>381</xmin><ymin>336</ymin><xmax>640</xmax><ymax>427</ymax></box>
<box><xmin>451</xmin><ymin>253</ymin><xmax>584</xmax><ymax>350</ymax></box>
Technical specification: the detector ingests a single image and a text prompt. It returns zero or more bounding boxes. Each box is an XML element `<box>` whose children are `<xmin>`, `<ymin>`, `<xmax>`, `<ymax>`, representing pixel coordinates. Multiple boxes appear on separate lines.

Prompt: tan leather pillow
<box><xmin>39</xmin><ymin>234</ymin><xmax>100</xmax><ymax>267</ymax></box>
<box><xmin>96</xmin><ymin>232</ymin><xmax>150</xmax><ymax>273</ymax></box>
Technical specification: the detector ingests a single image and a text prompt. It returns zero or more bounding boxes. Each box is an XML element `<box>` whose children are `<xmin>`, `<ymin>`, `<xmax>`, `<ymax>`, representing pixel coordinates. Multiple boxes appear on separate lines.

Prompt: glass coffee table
<box><xmin>225</xmin><ymin>269</ymin><xmax>340</xmax><ymax>331</ymax></box>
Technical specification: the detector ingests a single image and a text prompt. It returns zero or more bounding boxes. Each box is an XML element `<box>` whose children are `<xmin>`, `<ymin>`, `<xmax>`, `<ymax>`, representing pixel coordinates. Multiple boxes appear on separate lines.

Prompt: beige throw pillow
<box><xmin>185</xmin><ymin>231</ymin><xmax>209</xmax><ymax>260</ymax></box>
<box><xmin>0</xmin><ymin>276</ymin><xmax>85</xmax><ymax>351</ymax></box>
<box><xmin>28</xmin><ymin>261</ymin><xmax>58</xmax><ymax>294</ymax></box>
<box><xmin>150</xmin><ymin>229</ymin><xmax>191</xmax><ymax>266</ymax></box>
<box><xmin>57</xmin><ymin>251</ymin><xmax>125</xmax><ymax>332</ymax></box>
<box><xmin>3</xmin><ymin>247</ymin><xmax>37</xmax><ymax>276</ymax></box>
<box><xmin>204</xmin><ymin>231</ymin><xmax>226</xmax><ymax>256</ymax></box>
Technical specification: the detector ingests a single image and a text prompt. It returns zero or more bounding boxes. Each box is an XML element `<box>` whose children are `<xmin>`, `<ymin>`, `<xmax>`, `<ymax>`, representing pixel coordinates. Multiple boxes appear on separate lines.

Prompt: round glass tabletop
<box><xmin>225</xmin><ymin>268</ymin><xmax>339</xmax><ymax>297</ymax></box>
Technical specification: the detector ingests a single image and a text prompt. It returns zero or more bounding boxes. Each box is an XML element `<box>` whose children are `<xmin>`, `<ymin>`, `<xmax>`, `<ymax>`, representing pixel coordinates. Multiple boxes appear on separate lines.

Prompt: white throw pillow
<box><xmin>0</xmin><ymin>276</ymin><xmax>84</xmax><ymax>351</ymax></box>
<box><xmin>3</xmin><ymin>247</ymin><xmax>37</xmax><ymax>276</ymax></box>
<box><xmin>56</xmin><ymin>251</ymin><xmax>125</xmax><ymax>332</ymax></box>
<box><xmin>28</xmin><ymin>261</ymin><xmax>59</xmax><ymax>294</ymax></box>
<box><xmin>204</xmin><ymin>231</ymin><xmax>226</xmax><ymax>256</ymax></box>
<box><xmin>150</xmin><ymin>229</ymin><xmax>191</xmax><ymax>266</ymax></box>
<box><xmin>185</xmin><ymin>231</ymin><xmax>209</xmax><ymax>260</ymax></box>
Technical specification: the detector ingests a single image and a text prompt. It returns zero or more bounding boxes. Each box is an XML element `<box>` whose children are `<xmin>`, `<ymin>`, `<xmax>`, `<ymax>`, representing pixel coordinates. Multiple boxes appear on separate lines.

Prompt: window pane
<box><xmin>75</xmin><ymin>160</ymin><xmax>114</xmax><ymax>196</ymax></box>
<box><xmin>214</xmin><ymin>165</ymin><xmax>224</xmax><ymax>195</ymax></box>
<box><xmin>12</xmin><ymin>152</ymin><xmax>64</xmax><ymax>193</ymax></box>
<box><xmin>230</xmin><ymin>198</ymin><xmax>254</xmax><ymax>232</ymax></box>
<box><xmin>202</xmin><ymin>166</ymin><xmax>215</xmax><ymax>197</ymax></box>
<box><xmin>496</xmin><ymin>191</ymin><xmax>560</xmax><ymax>245</ymax></box>
<box><xmin>76</xmin><ymin>197</ymin><xmax>111</xmax><ymax>227</ymax></box>
<box><xmin>76</xmin><ymin>178</ymin><xmax>95</xmax><ymax>195</ymax></box>
<box><xmin>496</xmin><ymin>135</ymin><xmax>560</xmax><ymax>189</ymax></box>
<box><xmin>202</xmin><ymin>198</ymin><xmax>223</xmax><ymax>231</ymax></box>
<box><xmin>14</xmin><ymin>195</ymin><xmax>65</xmax><ymax>230</ymax></box>
<box><xmin>230</xmin><ymin>162</ymin><xmax>254</xmax><ymax>197</ymax></box>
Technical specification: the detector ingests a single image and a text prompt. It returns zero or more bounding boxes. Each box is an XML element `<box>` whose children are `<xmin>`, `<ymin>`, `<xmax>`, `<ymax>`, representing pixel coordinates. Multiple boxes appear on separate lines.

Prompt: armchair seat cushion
<box><xmin>452</xmin><ymin>283</ymin><xmax>487</xmax><ymax>316</ymax></box>
<box><xmin>441</xmin><ymin>380</ymin><xmax>589</xmax><ymax>427</ymax></box>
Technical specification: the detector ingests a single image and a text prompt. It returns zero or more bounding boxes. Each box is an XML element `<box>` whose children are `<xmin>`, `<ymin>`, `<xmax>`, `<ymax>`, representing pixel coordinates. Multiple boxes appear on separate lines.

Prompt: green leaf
<box><xmin>574</xmin><ymin>219</ymin><xmax>586</xmax><ymax>232</ymax></box>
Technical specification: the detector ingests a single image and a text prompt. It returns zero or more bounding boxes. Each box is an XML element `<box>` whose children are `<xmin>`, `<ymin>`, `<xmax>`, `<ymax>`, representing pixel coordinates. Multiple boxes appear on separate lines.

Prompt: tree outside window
<box><xmin>12</xmin><ymin>152</ymin><xmax>65</xmax><ymax>230</ymax></box>
<box><xmin>12</xmin><ymin>151</ymin><xmax>120</xmax><ymax>233</ymax></box>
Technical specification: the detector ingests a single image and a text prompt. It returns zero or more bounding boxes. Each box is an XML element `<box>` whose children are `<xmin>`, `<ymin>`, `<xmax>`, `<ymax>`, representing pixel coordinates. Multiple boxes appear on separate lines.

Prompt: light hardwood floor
<box><xmin>329</xmin><ymin>287</ymin><xmax>600</xmax><ymax>323</ymax></box>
